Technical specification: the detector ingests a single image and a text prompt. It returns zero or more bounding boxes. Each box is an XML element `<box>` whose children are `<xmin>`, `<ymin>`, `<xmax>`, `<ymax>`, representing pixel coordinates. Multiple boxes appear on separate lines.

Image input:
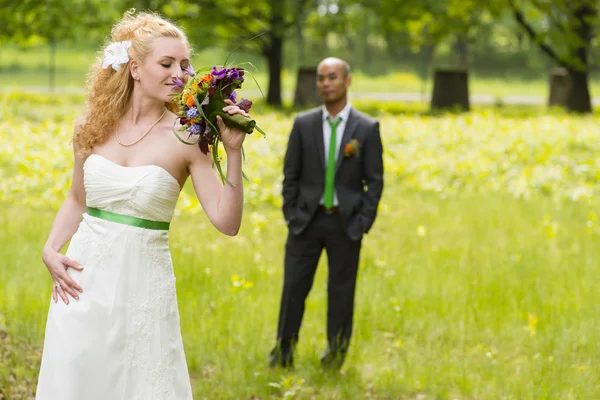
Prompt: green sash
<box><xmin>86</xmin><ymin>207</ymin><xmax>170</xmax><ymax>231</ymax></box>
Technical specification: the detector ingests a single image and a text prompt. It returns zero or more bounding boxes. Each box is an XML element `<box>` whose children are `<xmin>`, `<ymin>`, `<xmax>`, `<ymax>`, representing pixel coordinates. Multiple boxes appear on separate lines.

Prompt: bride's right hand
<box><xmin>42</xmin><ymin>247</ymin><xmax>83</xmax><ymax>304</ymax></box>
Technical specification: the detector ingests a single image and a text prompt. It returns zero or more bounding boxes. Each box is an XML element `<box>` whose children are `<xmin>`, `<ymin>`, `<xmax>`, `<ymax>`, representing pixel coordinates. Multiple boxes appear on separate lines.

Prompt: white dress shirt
<box><xmin>321</xmin><ymin>102</ymin><xmax>352</xmax><ymax>207</ymax></box>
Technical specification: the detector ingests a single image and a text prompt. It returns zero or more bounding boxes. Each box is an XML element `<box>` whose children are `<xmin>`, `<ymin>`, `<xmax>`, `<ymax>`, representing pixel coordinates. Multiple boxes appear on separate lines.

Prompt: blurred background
<box><xmin>1</xmin><ymin>0</ymin><xmax>600</xmax><ymax>112</ymax></box>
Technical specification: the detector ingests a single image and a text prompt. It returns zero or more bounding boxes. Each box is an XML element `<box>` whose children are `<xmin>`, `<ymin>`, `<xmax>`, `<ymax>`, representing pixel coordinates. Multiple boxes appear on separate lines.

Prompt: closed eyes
<box><xmin>161</xmin><ymin>64</ymin><xmax>188</xmax><ymax>70</ymax></box>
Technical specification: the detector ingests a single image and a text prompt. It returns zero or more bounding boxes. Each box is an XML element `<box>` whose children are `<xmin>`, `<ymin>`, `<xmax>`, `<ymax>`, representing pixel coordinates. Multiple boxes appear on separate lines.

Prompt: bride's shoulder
<box><xmin>73</xmin><ymin>115</ymin><xmax>90</xmax><ymax>136</ymax></box>
<box><xmin>74</xmin><ymin>115</ymin><xmax>88</xmax><ymax>130</ymax></box>
<box><xmin>160</xmin><ymin>111</ymin><xmax>203</xmax><ymax>161</ymax></box>
<box><xmin>161</xmin><ymin>111</ymin><xmax>184</xmax><ymax>139</ymax></box>
<box><xmin>169</xmin><ymin>111</ymin><xmax>184</xmax><ymax>130</ymax></box>
<box><xmin>72</xmin><ymin>116</ymin><xmax>88</xmax><ymax>145</ymax></box>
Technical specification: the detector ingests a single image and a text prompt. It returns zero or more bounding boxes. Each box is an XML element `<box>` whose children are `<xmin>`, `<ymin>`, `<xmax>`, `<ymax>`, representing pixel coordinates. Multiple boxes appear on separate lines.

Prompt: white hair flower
<box><xmin>102</xmin><ymin>41</ymin><xmax>132</xmax><ymax>71</ymax></box>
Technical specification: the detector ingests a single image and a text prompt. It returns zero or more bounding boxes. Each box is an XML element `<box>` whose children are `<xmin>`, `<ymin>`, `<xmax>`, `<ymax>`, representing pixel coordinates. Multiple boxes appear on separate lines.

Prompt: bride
<box><xmin>35</xmin><ymin>10</ymin><xmax>249</xmax><ymax>399</ymax></box>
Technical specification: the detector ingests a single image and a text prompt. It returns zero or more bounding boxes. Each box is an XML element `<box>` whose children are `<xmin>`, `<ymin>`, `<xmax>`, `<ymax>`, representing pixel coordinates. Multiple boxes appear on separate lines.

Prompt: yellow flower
<box><xmin>528</xmin><ymin>313</ymin><xmax>538</xmax><ymax>336</ymax></box>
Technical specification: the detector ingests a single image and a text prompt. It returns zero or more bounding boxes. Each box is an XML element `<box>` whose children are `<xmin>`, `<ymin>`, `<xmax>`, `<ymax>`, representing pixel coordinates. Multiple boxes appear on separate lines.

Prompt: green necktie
<box><xmin>324</xmin><ymin>116</ymin><xmax>342</xmax><ymax>209</ymax></box>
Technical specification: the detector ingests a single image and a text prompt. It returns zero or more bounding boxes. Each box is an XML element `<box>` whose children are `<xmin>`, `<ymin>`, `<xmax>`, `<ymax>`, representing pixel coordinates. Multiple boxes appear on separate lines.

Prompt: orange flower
<box><xmin>344</xmin><ymin>139</ymin><xmax>359</xmax><ymax>157</ymax></box>
<box><xmin>186</xmin><ymin>95</ymin><xmax>195</xmax><ymax>107</ymax></box>
<box><xmin>200</xmin><ymin>74</ymin><xmax>212</xmax><ymax>83</ymax></box>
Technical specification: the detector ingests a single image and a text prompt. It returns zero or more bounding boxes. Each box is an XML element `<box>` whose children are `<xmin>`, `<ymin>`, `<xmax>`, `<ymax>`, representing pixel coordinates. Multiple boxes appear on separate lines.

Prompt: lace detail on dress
<box><xmin>130</xmin><ymin>349</ymin><xmax>176</xmax><ymax>400</ymax></box>
<box><xmin>151</xmin><ymin>350</ymin><xmax>176</xmax><ymax>399</ymax></box>
<box><xmin>126</xmin><ymin>233</ymin><xmax>178</xmax><ymax>395</ymax></box>
<box><xmin>69</xmin><ymin>218</ymin><xmax>127</xmax><ymax>269</ymax></box>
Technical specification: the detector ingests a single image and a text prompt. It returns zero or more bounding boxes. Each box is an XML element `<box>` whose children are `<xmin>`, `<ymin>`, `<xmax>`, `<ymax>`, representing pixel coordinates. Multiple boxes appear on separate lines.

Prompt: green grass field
<box><xmin>1</xmin><ymin>93</ymin><xmax>600</xmax><ymax>399</ymax></box>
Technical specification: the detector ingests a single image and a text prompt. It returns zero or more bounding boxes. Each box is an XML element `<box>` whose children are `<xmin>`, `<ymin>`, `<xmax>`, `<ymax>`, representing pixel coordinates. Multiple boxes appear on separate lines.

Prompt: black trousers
<box><xmin>275</xmin><ymin>210</ymin><xmax>362</xmax><ymax>352</ymax></box>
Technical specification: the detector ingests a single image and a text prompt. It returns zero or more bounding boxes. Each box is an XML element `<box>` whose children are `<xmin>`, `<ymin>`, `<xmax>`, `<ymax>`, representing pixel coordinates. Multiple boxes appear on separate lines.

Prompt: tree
<box><xmin>508</xmin><ymin>0</ymin><xmax>597</xmax><ymax>113</ymax></box>
<box><xmin>2</xmin><ymin>0</ymin><xmax>121</xmax><ymax>91</ymax></box>
<box><xmin>186</xmin><ymin>0</ymin><xmax>315</xmax><ymax>106</ymax></box>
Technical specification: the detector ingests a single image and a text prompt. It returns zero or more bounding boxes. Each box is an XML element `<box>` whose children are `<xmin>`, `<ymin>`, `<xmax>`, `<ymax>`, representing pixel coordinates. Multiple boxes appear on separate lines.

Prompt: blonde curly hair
<box><xmin>75</xmin><ymin>10</ymin><xmax>189</xmax><ymax>155</ymax></box>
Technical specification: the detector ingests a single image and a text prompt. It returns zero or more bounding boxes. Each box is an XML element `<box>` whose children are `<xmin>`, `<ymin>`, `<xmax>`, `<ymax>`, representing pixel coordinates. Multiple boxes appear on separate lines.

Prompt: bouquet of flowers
<box><xmin>171</xmin><ymin>64</ymin><xmax>265</xmax><ymax>183</ymax></box>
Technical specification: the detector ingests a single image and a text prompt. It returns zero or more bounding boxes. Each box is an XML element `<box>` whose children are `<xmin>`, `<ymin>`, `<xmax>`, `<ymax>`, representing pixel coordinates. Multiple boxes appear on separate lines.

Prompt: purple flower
<box><xmin>183</xmin><ymin>64</ymin><xmax>196</xmax><ymax>77</ymax></box>
<box><xmin>211</xmin><ymin>66</ymin><xmax>227</xmax><ymax>80</ymax></box>
<box><xmin>186</xmin><ymin>106</ymin><xmax>199</xmax><ymax>119</ymax></box>
<box><xmin>228</xmin><ymin>69</ymin><xmax>240</xmax><ymax>80</ymax></box>
<box><xmin>236</xmin><ymin>98</ymin><xmax>253</xmax><ymax>113</ymax></box>
<box><xmin>172</xmin><ymin>76</ymin><xmax>184</xmax><ymax>89</ymax></box>
<box><xmin>229</xmin><ymin>91</ymin><xmax>237</xmax><ymax>103</ymax></box>
<box><xmin>188</xmin><ymin>123</ymin><xmax>201</xmax><ymax>135</ymax></box>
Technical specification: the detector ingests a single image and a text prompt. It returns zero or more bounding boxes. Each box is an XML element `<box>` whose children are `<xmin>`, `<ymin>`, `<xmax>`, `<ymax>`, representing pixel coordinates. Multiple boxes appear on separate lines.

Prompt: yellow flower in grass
<box><xmin>543</xmin><ymin>215</ymin><xmax>558</xmax><ymax>239</ymax></box>
<box><xmin>231</xmin><ymin>274</ymin><xmax>254</xmax><ymax>293</ymax></box>
<box><xmin>528</xmin><ymin>313</ymin><xmax>538</xmax><ymax>336</ymax></box>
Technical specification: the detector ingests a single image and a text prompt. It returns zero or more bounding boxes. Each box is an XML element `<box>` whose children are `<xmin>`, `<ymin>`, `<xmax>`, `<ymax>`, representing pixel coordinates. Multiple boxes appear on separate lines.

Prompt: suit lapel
<box><xmin>335</xmin><ymin>108</ymin><xmax>358</xmax><ymax>172</ymax></box>
<box><xmin>313</xmin><ymin>109</ymin><xmax>325</xmax><ymax>170</ymax></box>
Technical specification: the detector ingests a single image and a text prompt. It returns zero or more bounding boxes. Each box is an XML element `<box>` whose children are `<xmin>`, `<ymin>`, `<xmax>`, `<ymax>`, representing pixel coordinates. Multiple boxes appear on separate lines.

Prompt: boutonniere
<box><xmin>344</xmin><ymin>139</ymin><xmax>360</xmax><ymax>158</ymax></box>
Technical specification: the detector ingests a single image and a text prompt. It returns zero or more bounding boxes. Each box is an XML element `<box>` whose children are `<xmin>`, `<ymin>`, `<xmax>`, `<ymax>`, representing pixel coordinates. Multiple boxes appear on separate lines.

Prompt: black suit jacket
<box><xmin>282</xmin><ymin>106</ymin><xmax>384</xmax><ymax>241</ymax></box>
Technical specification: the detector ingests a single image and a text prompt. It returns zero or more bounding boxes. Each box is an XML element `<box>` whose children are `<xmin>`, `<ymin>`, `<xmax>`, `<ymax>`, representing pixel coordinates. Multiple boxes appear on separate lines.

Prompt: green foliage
<box><xmin>1</xmin><ymin>0</ymin><xmax>124</xmax><ymax>44</ymax></box>
<box><xmin>509</xmin><ymin>0</ymin><xmax>599</xmax><ymax>70</ymax></box>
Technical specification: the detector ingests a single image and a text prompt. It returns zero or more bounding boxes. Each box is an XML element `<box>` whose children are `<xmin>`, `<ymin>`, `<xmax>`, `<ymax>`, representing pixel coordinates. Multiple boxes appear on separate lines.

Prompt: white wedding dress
<box><xmin>36</xmin><ymin>154</ymin><xmax>193</xmax><ymax>399</ymax></box>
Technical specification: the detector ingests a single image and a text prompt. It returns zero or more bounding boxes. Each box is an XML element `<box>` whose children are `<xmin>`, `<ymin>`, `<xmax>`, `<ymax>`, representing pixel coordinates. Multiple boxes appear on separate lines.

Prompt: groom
<box><xmin>269</xmin><ymin>57</ymin><xmax>384</xmax><ymax>369</ymax></box>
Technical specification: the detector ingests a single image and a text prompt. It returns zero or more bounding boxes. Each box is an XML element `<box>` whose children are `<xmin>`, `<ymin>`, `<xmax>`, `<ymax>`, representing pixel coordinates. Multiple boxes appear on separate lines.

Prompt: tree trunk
<box><xmin>567</xmin><ymin>69</ymin><xmax>591</xmax><ymax>113</ymax></box>
<box><xmin>265</xmin><ymin>35</ymin><xmax>283</xmax><ymax>106</ymax></box>
<box><xmin>431</xmin><ymin>69</ymin><xmax>470</xmax><ymax>111</ymax></box>
<box><xmin>548</xmin><ymin>67</ymin><xmax>570</xmax><ymax>107</ymax></box>
<box><xmin>293</xmin><ymin>67</ymin><xmax>319</xmax><ymax>108</ymax></box>
<box><xmin>265</xmin><ymin>0</ymin><xmax>285</xmax><ymax>106</ymax></box>
<box><xmin>565</xmin><ymin>3</ymin><xmax>594</xmax><ymax>113</ymax></box>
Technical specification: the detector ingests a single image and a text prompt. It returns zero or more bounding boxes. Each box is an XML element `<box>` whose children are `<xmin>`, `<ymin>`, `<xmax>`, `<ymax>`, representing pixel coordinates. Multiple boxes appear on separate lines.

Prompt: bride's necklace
<box><xmin>115</xmin><ymin>108</ymin><xmax>167</xmax><ymax>147</ymax></box>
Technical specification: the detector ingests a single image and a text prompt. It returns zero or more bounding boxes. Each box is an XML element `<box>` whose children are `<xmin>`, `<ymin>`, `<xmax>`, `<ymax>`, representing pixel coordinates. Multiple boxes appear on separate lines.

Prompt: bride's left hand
<box><xmin>219</xmin><ymin>100</ymin><xmax>250</xmax><ymax>153</ymax></box>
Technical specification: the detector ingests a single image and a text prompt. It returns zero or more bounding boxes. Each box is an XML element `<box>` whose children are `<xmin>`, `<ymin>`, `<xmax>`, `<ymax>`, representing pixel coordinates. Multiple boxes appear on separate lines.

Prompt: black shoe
<box><xmin>320</xmin><ymin>347</ymin><xmax>347</xmax><ymax>370</ymax></box>
<box><xmin>268</xmin><ymin>347</ymin><xmax>294</xmax><ymax>368</ymax></box>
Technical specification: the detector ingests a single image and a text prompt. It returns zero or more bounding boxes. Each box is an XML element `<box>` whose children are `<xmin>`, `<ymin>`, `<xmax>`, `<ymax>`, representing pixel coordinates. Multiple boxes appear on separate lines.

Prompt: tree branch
<box><xmin>508</xmin><ymin>0</ymin><xmax>568</xmax><ymax>67</ymax></box>
<box><xmin>530</xmin><ymin>0</ymin><xmax>568</xmax><ymax>34</ymax></box>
